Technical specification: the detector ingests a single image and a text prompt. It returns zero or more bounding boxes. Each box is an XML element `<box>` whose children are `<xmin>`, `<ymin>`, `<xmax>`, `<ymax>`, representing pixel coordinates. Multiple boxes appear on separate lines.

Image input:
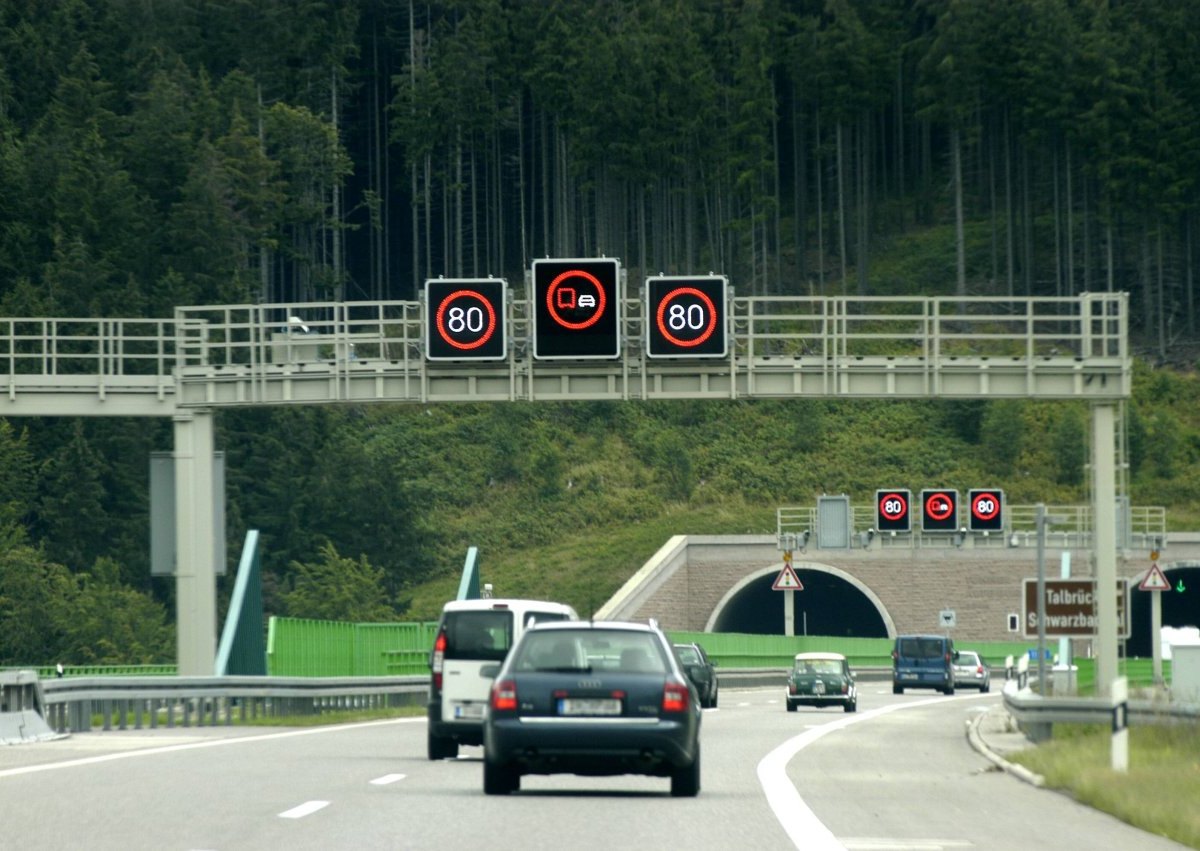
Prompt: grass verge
<box><xmin>1007</xmin><ymin>723</ymin><xmax>1200</xmax><ymax>849</ymax></box>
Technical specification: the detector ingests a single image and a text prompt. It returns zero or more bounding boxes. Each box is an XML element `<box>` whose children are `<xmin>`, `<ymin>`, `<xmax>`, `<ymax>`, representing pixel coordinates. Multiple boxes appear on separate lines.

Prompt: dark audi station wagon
<box><xmin>481</xmin><ymin>619</ymin><xmax>702</xmax><ymax>797</ymax></box>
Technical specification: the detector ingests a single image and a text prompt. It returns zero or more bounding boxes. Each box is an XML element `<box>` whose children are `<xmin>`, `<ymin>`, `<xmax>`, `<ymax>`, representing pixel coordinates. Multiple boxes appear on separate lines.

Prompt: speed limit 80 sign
<box><xmin>968</xmin><ymin>488</ymin><xmax>1005</xmax><ymax>532</ymax></box>
<box><xmin>645</xmin><ymin>275</ymin><xmax>728</xmax><ymax>358</ymax></box>
<box><xmin>875</xmin><ymin>489</ymin><xmax>911</xmax><ymax>533</ymax></box>
<box><xmin>425</xmin><ymin>278</ymin><xmax>507</xmax><ymax>361</ymax></box>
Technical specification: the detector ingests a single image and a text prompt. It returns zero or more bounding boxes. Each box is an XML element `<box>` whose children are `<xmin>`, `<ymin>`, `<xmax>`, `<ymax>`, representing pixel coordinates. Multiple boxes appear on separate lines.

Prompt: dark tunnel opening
<box><xmin>1126</xmin><ymin>565</ymin><xmax>1200</xmax><ymax>658</ymax></box>
<box><xmin>711</xmin><ymin>568</ymin><xmax>889</xmax><ymax>637</ymax></box>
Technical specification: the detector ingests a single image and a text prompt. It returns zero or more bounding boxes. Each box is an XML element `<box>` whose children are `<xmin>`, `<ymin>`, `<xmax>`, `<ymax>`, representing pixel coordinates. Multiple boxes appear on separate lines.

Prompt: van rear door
<box><xmin>894</xmin><ymin>636</ymin><xmax>953</xmax><ymax>689</ymax></box>
<box><xmin>440</xmin><ymin>609</ymin><xmax>513</xmax><ymax>724</ymax></box>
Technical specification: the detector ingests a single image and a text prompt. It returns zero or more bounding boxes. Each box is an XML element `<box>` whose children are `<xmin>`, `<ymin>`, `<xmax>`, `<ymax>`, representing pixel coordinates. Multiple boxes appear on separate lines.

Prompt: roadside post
<box><xmin>1034</xmin><ymin>504</ymin><xmax>1066</xmax><ymax>695</ymax></box>
<box><xmin>1139</xmin><ymin>553</ymin><xmax>1171</xmax><ymax>689</ymax></box>
<box><xmin>1111</xmin><ymin>676</ymin><xmax>1129</xmax><ymax>772</ymax></box>
<box><xmin>774</xmin><ymin>533</ymin><xmax>804</xmax><ymax>637</ymax></box>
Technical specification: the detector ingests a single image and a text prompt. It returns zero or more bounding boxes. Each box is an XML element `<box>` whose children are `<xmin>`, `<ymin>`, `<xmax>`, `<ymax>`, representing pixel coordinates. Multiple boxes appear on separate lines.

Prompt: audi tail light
<box><xmin>491</xmin><ymin>679</ymin><xmax>517</xmax><ymax>712</ymax></box>
<box><xmin>662</xmin><ymin>681</ymin><xmax>690</xmax><ymax>713</ymax></box>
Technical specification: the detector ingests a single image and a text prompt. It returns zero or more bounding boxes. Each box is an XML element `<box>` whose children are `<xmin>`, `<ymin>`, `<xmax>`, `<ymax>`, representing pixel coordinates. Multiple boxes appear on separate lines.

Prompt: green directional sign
<box><xmin>1178</xmin><ymin>579</ymin><xmax>1187</xmax><ymax>593</ymax></box>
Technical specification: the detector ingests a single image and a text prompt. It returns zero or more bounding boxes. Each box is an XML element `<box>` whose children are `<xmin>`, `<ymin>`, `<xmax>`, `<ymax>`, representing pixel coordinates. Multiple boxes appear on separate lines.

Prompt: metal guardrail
<box><xmin>40</xmin><ymin>674</ymin><xmax>428</xmax><ymax>734</ymax></box>
<box><xmin>1002</xmin><ymin>682</ymin><xmax>1200</xmax><ymax>742</ymax></box>
<box><xmin>30</xmin><ymin>668</ymin><xmax>893</xmax><ymax>735</ymax></box>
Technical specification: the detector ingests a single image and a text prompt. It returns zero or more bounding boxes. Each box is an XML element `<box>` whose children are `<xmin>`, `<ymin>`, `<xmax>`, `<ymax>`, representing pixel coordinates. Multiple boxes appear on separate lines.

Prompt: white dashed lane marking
<box><xmin>278</xmin><ymin>800</ymin><xmax>329</xmax><ymax>819</ymax></box>
<box><xmin>370</xmin><ymin>773</ymin><xmax>406</xmax><ymax>785</ymax></box>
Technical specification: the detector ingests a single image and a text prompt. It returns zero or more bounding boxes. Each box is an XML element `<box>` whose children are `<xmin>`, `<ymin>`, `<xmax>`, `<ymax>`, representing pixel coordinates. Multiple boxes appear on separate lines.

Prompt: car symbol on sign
<box><xmin>577</xmin><ymin>294</ymin><xmax>596</xmax><ymax>308</ymax></box>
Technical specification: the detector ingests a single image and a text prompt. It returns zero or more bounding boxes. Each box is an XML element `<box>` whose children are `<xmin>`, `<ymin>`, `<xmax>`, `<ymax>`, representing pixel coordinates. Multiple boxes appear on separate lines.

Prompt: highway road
<box><xmin>0</xmin><ymin>685</ymin><xmax>1187</xmax><ymax>850</ymax></box>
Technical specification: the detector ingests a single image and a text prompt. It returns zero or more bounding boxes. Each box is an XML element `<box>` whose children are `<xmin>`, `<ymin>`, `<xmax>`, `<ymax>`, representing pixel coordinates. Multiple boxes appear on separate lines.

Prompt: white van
<box><xmin>427</xmin><ymin>597</ymin><xmax>578</xmax><ymax>759</ymax></box>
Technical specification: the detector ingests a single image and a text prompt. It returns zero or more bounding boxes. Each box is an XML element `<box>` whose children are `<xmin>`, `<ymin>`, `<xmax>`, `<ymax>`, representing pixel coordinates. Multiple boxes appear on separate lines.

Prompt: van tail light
<box><xmin>944</xmin><ymin>652</ymin><xmax>952</xmax><ymax>664</ymax></box>
<box><xmin>977</xmin><ymin>665</ymin><xmax>984</xmax><ymax>674</ymax></box>
<box><xmin>491</xmin><ymin>679</ymin><xmax>518</xmax><ymax>712</ymax></box>
<box><xmin>431</xmin><ymin>630</ymin><xmax>447</xmax><ymax>692</ymax></box>
<box><xmin>891</xmin><ymin>649</ymin><xmax>898</xmax><ymax>661</ymax></box>
<box><xmin>662</xmin><ymin>680</ymin><xmax>690</xmax><ymax>713</ymax></box>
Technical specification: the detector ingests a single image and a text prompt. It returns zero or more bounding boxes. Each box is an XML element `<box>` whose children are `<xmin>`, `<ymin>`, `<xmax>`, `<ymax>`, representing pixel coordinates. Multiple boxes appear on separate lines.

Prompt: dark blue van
<box><xmin>892</xmin><ymin>634</ymin><xmax>957</xmax><ymax>695</ymax></box>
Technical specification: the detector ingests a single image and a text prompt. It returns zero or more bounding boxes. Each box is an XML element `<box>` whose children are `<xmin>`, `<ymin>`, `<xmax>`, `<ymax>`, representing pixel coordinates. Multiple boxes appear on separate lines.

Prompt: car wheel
<box><xmin>786</xmin><ymin>699</ymin><xmax>797</xmax><ymax>712</ymax></box>
<box><xmin>982</xmin><ymin>681</ymin><xmax>990</xmax><ymax>693</ymax></box>
<box><xmin>844</xmin><ymin>700</ymin><xmax>857</xmax><ymax>713</ymax></box>
<box><xmin>483</xmin><ymin>757</ymin><xmax>519</xmax><ymax>795</ymax></box>
<box><xmin>944</xmin><ymin>684</ymin><xmax>955</xmax><ymax>695</ymax></box>
<box><xmin>711</xmin><ymin>690</ymin><xmax>718</xmax><ymax>709</ymax></box>
<box><xmin>427</xmin><ymin>730</ymin><xmax>458</xmax><ymax>760</ymax></box>
<box><xmin>671</xmin><ymin>749</ymin><xmax>701</xmax><ymax>797</ymax></box>
<box><xmin>892</xmin><ymin>684</ymin><xmax>903</xmax><ymax>695</ymax></box>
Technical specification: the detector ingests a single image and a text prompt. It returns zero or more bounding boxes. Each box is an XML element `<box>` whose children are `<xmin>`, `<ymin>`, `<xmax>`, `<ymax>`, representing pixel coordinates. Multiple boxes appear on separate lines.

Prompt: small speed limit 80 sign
<box><xmin>968</xmin><ymin>489</ymin><xmax>1005</xmax><ymax>532</ymax></box>
<box><xmin>875</xmin><ymin>489</ymin><xmax>911</xmax><ymax>532</ymax></box>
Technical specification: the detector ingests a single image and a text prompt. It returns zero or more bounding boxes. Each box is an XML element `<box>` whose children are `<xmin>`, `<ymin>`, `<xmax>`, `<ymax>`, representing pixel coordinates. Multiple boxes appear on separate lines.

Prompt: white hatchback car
<box><xmin>951</xmin><ymin>650</ymin><xmax>991</xmax><ymax>692</ymax></box>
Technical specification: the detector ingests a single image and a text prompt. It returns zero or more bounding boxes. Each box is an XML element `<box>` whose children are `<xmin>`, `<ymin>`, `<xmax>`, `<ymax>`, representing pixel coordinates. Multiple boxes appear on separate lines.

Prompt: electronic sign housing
<box><xmin>875</xmin><ymin>489</ymin><xmax>912</xmax><ymax>533</ymax></box>
<box><xmin>425</xmin><ymin>278</ymin><xmax>507</xmax><ymax>361</ymax></box>
<box><xmin>645</xmin><ymin>275</ymin><xmax>729</xmax><ymax>358</ymax></box>
<box><xmin>968</xmin><ymin>488</ymin><xmax>1005</xmax><ymax>532</ymax></box>
<box><xmin>532</xmin><ymin>258</ymin><xmax>621</xmax><ymax>360</ymax></box>
<box><xmin>920</xmin><ymin>488</ymin><xmax>959</xmax><ymax>533</ymax></box>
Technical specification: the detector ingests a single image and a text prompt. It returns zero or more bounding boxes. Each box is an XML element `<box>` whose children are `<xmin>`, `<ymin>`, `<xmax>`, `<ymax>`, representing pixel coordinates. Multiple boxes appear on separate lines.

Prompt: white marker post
<box><xmin>1111</xmin><ymin>676</ymin><xmax>1129</xmax><ymax>773</ymax></box>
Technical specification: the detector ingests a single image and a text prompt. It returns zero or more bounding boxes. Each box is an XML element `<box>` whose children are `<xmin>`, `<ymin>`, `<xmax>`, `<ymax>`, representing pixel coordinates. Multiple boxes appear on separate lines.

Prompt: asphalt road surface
<box><xmin>0</xmin><ymin>685</ymin><xmax>1187</xmax><ymax>850</ymax></box>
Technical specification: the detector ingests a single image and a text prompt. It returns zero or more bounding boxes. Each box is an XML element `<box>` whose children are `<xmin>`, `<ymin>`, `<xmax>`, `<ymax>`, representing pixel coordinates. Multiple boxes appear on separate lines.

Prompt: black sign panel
<box><xmin>646</xmin><ymin>276</ymin><xmax>728</xmax><ymax>358</ymax></box>
<box><xmin>920</xmin><ymin>489</ymin><xmax>959</xmax><ymax>533</ymax></box>
<box><xmin>968</xmin><ymin>488</ymin><xmax>1005</xmax><ymax>532</ymax></box>
<box><xmin>875</xmin><ymin>489</ymin><xmax>912</xmax><ymax>533</ymax></box>
<box><xmin>425</xmin><ymin>279</ymin><xmax>507</xmax><ymax>361</ymax></box>
<box><xmin>532</xmin><ymin>258</ymin><xmax>621</xmax><ymax>359</ymax></box>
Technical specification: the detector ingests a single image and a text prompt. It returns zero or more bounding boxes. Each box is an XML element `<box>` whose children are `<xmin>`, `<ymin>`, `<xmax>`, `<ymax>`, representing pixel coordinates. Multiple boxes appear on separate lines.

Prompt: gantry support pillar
<box><xmin>173</xmin><ymin>409</ymin><xmax>217</xmax><ymax>675</ymax></box>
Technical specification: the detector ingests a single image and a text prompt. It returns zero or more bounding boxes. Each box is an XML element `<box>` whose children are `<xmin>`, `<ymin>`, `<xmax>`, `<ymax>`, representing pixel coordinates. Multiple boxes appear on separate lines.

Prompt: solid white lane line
<box><xmin>278</xmin><ymin>800</ymin><xmax>329</xmax><ymax>819</ymax></box>
<box><xmin>841</xmin><ymin>840</ymin><xmax>973</xmax><ymax>850</ymax></box>
<box><xmin>370</xmin><ymin>773</ymin><xmax>406</xmax><ymax>785</ymax></box>
<box><xmin>758</xmin><ymin>694</ymin><xmax>990</xmax><ymax>850</ymax></box>
<box><xmin>0</xmin><ymin>717</ymin><xmax>425</xmax><ymax>779</ymax></box>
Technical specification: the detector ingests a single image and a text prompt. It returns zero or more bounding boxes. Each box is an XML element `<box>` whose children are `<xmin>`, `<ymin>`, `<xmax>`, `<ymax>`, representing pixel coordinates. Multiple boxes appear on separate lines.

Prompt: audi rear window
<box><xmin>516</xmin><ymin>630</ymin><xmax>668</xmax><ymax>673</ymax></box>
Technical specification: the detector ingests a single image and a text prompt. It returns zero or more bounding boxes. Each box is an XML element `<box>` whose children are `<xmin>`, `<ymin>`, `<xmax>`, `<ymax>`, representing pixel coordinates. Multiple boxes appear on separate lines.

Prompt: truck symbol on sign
<box><xmin>554</xmin><ymin>288</ymin><xmax>597</xmax><ymax>310</ymax></box>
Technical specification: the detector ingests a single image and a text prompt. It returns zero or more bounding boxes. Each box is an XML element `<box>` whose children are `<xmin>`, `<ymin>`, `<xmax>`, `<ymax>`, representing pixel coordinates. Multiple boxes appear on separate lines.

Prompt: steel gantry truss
<box><xmin>0</xmin><ymin>293</ymin><xmax>1131</xmax><ymax>687</ymax></box>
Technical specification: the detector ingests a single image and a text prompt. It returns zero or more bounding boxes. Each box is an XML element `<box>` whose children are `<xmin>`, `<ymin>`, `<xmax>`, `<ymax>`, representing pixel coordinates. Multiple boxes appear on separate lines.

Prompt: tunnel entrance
<box><xmin>709</xmin><ymin>565</ymin><xmax>890</xmax><ymax>638</ymax></box>
<box><xmin>1126</xmin><ymin>564</ymin><xmax>1200</xmax><ymax>658</ymax></box>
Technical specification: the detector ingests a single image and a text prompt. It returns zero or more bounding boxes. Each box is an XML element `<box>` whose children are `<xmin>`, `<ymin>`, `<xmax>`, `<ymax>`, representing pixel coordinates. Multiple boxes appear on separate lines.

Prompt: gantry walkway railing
<box><xmin>0</xmin><ymin>293</ymin><xmax>1130</xmax><ymax>417</ymax></box>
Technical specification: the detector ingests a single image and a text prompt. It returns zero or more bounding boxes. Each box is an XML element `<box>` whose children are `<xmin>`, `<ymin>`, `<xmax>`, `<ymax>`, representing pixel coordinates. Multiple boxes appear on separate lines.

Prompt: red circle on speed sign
<box><xmin>971</xmin><ymin>492</ymin><xmax>1000</xmax><ymax>521</ymax></box>
<box><xmin>435</xmin><ymin>289</ymin><xmax>498</xmax><ymax>350</ymax></box>
<box><xmin>925</xmin><ymin>492</ymin><xmax>954</xmax><ymax>521</ymax></box>
<box><xmin>655</xmin><ymin>286</ymin><xmax>718</xmax><ymax>348</ymax></box>
<box><xmin>879</xmin><ymin>492</ymin><xmax>908</xmax><ymax>522</ymax></box>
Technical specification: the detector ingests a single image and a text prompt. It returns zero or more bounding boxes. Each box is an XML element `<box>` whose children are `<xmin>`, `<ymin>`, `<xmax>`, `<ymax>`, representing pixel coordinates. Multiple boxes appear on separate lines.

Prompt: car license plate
<box><xmin>558</xmin><ymin>698</ymin><xmax>621</xmax><ymax>716</ymax></box>
<box><xmin>453</xmin><ymin>703</ymin><xmax>485</xmax><ymax>719</ymax></box>
<box><xmin>813</xmin><ymin>681</ymin><xmax>825</xmax><ymax>695</ymax></box>
<box><xmin>901</xmin><ymin>673</ymin><xmax>917</xmax><ymax>680</ymax></box>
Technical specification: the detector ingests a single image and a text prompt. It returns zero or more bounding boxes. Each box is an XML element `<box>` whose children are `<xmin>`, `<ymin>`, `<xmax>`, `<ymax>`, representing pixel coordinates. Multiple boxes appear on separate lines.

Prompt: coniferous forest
<box><xmin>2</xmin><ymin>1</ymin><xmax>1199</xmax><ymax>665</ymax></box>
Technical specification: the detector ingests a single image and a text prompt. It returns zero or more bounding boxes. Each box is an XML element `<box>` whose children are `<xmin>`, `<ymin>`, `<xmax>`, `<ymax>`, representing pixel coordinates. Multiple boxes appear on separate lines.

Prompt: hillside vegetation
<box><xmin>2</xmin><ymin>1</ymin><xmax>1200</xmax><ymax>665</ymax></box>
<box><xmin>392</xmin><ymin>366</ymin><xmax>1200</xmax><ymax>621</ymax></box>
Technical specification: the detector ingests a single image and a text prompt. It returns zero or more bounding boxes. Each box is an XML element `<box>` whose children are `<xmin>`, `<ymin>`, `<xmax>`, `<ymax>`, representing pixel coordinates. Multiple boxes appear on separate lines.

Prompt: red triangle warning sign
<box><xmin>1139</xmin><ymin>563</ymin><xmax>1171</xmax><ymax>592</ymax></box>
<box><xmin>772</xmin><ymin>563</ymin><xmax>804</xmax><ymax>591</ymax></box>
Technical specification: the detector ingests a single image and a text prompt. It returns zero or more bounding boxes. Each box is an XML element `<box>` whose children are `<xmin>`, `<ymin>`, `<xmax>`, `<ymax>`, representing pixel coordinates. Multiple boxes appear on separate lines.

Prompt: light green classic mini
<box><xmin>785</xmin><ymin>651</ymin><xmax>858</xmax><ymax>713</ymax></box>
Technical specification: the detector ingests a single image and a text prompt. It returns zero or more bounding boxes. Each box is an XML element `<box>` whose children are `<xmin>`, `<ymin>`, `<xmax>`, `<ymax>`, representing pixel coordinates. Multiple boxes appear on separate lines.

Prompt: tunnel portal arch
<box><xmin>1126</xmin><ymin>561</ymin><xmax>1200</xmax><ymax>657</ymax></box>
<box><xmin>705</xmin><ymin>561</ymin><xmax>895</xmax><ymax>638</ymax></box>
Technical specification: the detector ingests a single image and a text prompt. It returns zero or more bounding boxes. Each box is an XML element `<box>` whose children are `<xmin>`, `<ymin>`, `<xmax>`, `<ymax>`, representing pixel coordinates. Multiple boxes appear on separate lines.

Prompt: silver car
<box><xmin>951</xmin><ymin>650</ymin><xmax>991</xmax><ymax>692</ymax></box>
